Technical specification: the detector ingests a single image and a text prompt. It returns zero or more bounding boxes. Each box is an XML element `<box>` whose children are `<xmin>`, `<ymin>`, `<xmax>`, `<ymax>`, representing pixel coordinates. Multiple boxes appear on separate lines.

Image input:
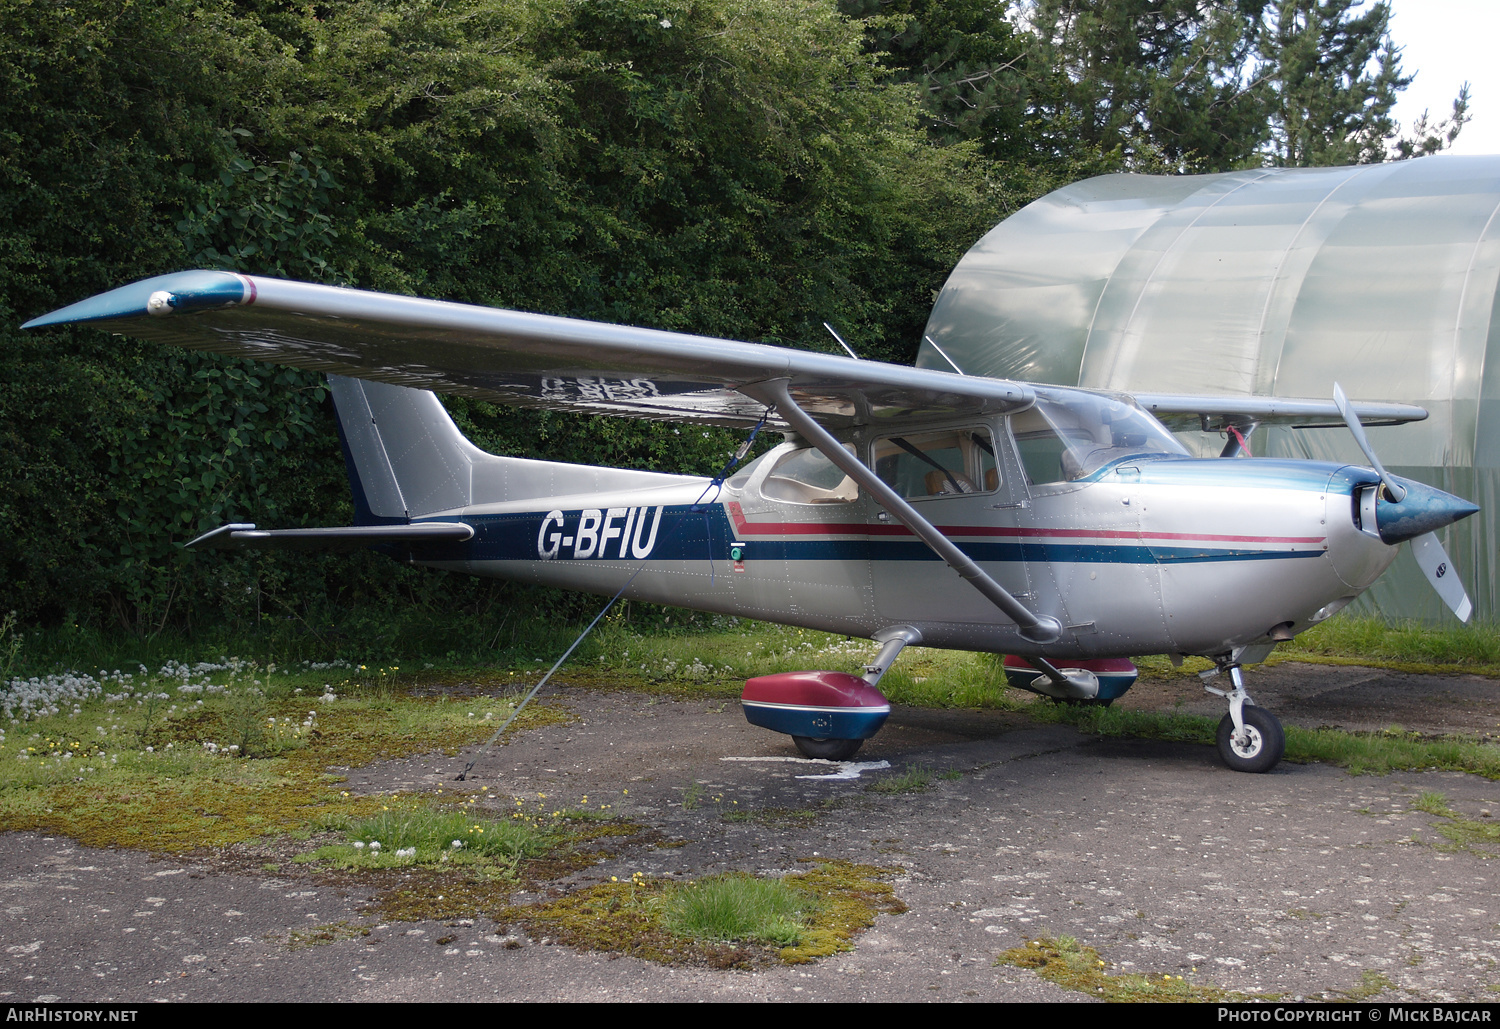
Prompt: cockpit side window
<box><xmin>1010</xmin><ymin>407</ymin><xmax>1073</xmax><ymax>486</ymax></box>
<box><xmin>760</xmin><ymin>445</ymin><xmax>859</xmax><ymax>504</ymax></box>
<box><xmin>872</xmin><ymin>428</ymin><xmax>998</xmax><ymax>500</ymax></box>
<box><xmin>1011</xmin><ymin>390</ymin><xmax>1189</xmax><ymax>485</ymax></box>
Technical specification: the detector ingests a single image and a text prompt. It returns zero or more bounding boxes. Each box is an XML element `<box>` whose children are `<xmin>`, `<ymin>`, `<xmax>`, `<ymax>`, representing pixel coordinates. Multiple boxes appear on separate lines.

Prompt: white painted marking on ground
<box><xmin>797</xmin><ymin>761</ymin><xmax>891</xmax><ymax>780</ymax></box>
<box><xmin>718</xmin><ymin>755</ymin><xmax>891</xmax><ymax>779</ymax></box>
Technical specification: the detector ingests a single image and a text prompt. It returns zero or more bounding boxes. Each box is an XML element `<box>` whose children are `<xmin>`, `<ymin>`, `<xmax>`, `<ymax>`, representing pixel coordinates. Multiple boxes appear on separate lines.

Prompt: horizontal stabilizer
<box><xmin>186</xmin><ymin>522</ymin><xmax>474</xmax><ymax>552</ymax></box>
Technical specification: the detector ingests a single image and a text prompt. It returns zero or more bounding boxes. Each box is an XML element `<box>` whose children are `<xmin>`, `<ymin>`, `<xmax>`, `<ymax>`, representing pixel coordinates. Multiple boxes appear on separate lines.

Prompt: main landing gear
<box><xmin>740</xmin><ymin>627</ymin><xmax>920</xmax><ymax>761</ymax></box>
<box><xmin>792</xmin><ymin>736</ymin><xmax>865</xmax><ymax>761</ymax></box>
<box><xmin>1201</xmin><ymin>658</ymin><xmax>1285</xmax><ymax>773</ymax></box>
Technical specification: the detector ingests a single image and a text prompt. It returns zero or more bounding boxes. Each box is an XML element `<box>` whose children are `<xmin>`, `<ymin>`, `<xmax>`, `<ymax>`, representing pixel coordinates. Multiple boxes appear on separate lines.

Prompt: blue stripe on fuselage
<box><xmin>407</xmin><ymin>505</ymin><xmax>1324</xmax><ymax>567</ymax></box>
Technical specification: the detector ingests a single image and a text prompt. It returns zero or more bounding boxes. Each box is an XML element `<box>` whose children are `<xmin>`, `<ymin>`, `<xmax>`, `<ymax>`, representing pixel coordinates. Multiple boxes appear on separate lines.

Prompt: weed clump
<box><xmin>866</xmin><ymin>765</ymin><xmax>935</xmax><ymax>795</ymax></box>
<box><xmin>287</xmin><ymin>921</ymin><xmax>371</xmax><ymax>949</ymax></box>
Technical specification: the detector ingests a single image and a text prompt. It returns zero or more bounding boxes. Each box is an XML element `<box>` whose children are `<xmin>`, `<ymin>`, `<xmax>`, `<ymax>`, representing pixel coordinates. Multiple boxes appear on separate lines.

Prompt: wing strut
<box><xmin>746</xmin><ymin>379</ymin><xmax>1061</xmax><ymax>644</ymax></box>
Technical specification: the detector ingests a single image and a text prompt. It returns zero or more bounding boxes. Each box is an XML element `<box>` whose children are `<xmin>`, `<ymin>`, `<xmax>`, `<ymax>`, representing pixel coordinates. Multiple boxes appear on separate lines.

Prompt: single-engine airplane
<box><xmin>23</xmin><ymin>270</ymin><xmax>1482</xmax><ymax>773</ymax></box>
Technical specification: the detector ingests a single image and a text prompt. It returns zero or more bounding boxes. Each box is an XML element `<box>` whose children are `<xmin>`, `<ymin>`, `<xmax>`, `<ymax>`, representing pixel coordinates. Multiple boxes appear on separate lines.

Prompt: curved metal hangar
<box><xmin>921</xmin><ymin>157</ymin><xmax>1500</xmax><ymax>622</ymax></box>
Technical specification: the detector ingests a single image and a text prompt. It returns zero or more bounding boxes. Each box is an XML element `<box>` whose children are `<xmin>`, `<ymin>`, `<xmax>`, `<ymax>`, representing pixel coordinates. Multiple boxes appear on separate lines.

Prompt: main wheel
<box><xmin>793</xmin><ymin>736</ymin><xmax>864</xmax><ymax>761</ymax></box>
<box><xmin>1215</xmin><ymin>706</ymin><xmax>1285</xmax><ymax>773</ymax></box>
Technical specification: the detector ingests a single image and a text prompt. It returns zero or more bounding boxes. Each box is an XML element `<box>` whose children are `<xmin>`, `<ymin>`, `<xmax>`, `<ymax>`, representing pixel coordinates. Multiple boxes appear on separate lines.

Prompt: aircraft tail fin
<box><xmin>328</xmin><ymin>375</ymin><xmax>479</xmax><ymax>523</ymax></box>
<box><xmin>327</xmin><ymin>375</ymin><xmax>705</xmax><ymax>523</ymax></box>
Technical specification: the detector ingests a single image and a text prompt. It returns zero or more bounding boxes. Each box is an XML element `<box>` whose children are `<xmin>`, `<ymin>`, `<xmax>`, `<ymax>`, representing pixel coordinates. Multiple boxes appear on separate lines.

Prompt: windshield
<box><xmin>1011</xmin><ymin>388</ymin><xmax>1187</xmax><ymax>485</ymax></box>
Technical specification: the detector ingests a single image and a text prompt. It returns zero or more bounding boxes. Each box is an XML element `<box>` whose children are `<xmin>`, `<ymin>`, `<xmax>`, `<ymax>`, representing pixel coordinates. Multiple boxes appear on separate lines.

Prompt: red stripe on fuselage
<box><xmin>724</xmin><ymin>501</ymin><xmax>1324</xmax><ymax>546</ymax></box>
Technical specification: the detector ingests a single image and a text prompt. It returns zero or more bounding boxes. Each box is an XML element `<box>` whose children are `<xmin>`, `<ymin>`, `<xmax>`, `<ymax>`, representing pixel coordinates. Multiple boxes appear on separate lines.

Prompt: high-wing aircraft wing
<box><xmin>23</xmin><ymin>270</ymin><xmax>1428</xmax><ymax>431</ymax></box>
<box><xmin>1133</xmin><ymin>393</ymin><xmax>1426</xmax><ymax>431</ymax></box>
<box><xmin>22</xmin><ymin>271</ymin><xmax>1037</xmax><ymax>430</ymax></box>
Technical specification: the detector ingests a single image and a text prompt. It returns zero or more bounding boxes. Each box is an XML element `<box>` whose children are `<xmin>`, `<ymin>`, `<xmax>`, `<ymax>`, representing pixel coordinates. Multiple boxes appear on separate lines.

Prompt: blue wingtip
<box><xmin>20</xmin><ymin>270</ymin><xmax>250</xmax><ymax>330</ymax></box>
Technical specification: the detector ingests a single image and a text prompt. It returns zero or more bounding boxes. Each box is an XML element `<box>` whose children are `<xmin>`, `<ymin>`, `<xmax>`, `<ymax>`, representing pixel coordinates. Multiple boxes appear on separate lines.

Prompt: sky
<box><xmin>1386</xmin><ymin>0</ymin><xmax>1500</xmax><ymax>155</ymax></box>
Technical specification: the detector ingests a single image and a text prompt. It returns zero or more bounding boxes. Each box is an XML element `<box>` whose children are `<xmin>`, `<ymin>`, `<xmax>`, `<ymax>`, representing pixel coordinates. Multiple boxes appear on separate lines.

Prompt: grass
<box><xmin>866</xmin><ymin>764</ymin><xmax>936</xmax><ymax>794</ymax></box>
<box><xmin>1015</xmin><ymin>698</ymin><xmax>1500</xmax><ymax>779</ymax></box>
<box><xmin>997</xmin><ymin>936</ymin><xmax>1247</xmax><ymax>1002</ymax></box>
<box><xmin>297</xmin><ymin>802</ymin><xmax>554</xmax><ymax>876</ymax></box>
<box><xmin>9</xmin><ymin>609</ymin><xmax>1500</xmax><ymax>975</ymax></box>
<box><xmin>1278</xmin><ymin>615</ymin><xmax>1500</xmax><ymax>675</ymax></box>
<box><xmin>661</xmin><ymin>873</ymin><xmax>817</xmax><ymax>947</ymax></box>
<box><xmin>3</xmin><ymin>613</ymin><xmax>1499</xmax><ymax>843</ymax></box>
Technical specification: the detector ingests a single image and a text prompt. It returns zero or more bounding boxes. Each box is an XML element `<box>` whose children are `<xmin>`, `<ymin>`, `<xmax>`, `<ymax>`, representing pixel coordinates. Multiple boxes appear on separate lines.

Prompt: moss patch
<box><xmin>1334</xmin><ymin>969</ymin><xmax>1396</xmax><ymax>1001</ymax></box>
<box><xmin>0</xmin><ymin>681</ymin><xmax>566</xmax><ymax>853</ymax></box>
<box><xmin>287</xmin><ymin>921</ymin><xmax>371</xmax><ymax>949</ymax></box>
<box><xmin>500</xmin><ymin>878</ymin><xmax>762</xmax><ymax>968</ymax></box>
<box><xmin>498</xmin><ymin>859</ymin><xmax>904</xmax><ymax>967</ymax></box>
<box><xmin>777</xmin><ymin>859</ymin><xmax>907</xmax><ymax>963</ymax></box>
<box><xmin>0</xmin><ymin>769</ymin><xmax>387</xmax><ymax>851</ymax></box>
<box><xmin>720</xmin><ymin>805</ymin><xmax>819</xmax><ymax>825</ymax></box>
<box><xmin>1404</xmin><ymin>791</ymin><xmax>1500</xmax><ymax>857</ymax></box>
<box><xmin>287</xmin><ymin>797</ymin><xmax>652</xmax><ymax>923</ymax></box>
<box><xmin>998</xmin><ymin>936</ymin><xmax>1248</xmax><ymax>1002</ymax></box>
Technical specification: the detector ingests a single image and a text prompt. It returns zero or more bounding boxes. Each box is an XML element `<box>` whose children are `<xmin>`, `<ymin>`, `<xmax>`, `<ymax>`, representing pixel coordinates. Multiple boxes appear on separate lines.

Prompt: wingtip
<box><xmin>20</xmin><ymin>270</ymin><xmax>252</xmax><ymax>330</ymax></box>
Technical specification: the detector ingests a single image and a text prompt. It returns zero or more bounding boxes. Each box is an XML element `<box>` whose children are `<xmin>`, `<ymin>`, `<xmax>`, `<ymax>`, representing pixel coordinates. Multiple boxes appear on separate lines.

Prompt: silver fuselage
<box><xmin>405</xmin><ymin>434</ymin><xmax>1395</xmax><ymax>661</ymax></box>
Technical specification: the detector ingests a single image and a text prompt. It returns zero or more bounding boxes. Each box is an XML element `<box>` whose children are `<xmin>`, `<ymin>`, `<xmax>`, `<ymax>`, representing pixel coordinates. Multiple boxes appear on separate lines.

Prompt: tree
<box><xmin>1021</xmin><ymin>0</ymin><xmax>1271</xmax><ymax>172</ymax></box>
<box><xmin>1260</xmin><ymin>0</ymin><xmax>1425</xmax><ymax>166</ymax></box>
<box><xmin>0</xmin><ymin>0</ymin><xmax>1012</xmax><ymax>631</ymax></box>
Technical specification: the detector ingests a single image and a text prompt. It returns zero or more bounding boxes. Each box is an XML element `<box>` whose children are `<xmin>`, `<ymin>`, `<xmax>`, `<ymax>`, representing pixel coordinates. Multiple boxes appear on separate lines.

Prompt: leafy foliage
<box><xmin>0</xmin><ymin>0</ymin><xmax>1465</xmax><ymax>636</ymax></box>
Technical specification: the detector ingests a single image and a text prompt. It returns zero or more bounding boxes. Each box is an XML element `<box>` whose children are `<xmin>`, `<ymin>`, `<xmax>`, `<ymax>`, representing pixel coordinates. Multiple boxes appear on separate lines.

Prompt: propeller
<box><xmin>1334</xmin><ymin>383</ymin><xmax>1477</xmax><ymax>622</ymax></box>
<box><xmin>1333</xmin><ymin>384</ymin><xmax>1405</xmax><ymax>502</ymax></box>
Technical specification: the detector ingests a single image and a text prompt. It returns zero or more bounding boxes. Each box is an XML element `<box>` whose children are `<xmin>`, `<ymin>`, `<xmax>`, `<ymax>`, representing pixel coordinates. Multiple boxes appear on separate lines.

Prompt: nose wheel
<box><xmin>1215</xmin><ymin>705</ymin><xmax>1284</xmax><ymax>773</ymax></box>
<box><xmin>1203</xmin><ymin>661</ymin><xmax>1285</xmax><ymax>773</ymax></box>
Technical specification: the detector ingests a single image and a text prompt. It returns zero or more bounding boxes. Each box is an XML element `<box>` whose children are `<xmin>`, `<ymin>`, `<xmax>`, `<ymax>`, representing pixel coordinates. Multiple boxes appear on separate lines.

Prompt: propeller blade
<box><xmin>1334</xmin><ymin>382</ymin><xmax>1406</xmax><ymax>502</ymax></box>
<box><xmin>1411</xmin><ymin>532</ymin><xmax>1473</xmax><ymax>622</ymax></box>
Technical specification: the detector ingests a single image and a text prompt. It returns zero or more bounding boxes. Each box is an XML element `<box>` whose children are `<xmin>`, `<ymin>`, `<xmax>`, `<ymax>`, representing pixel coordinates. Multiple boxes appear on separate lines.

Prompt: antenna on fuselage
<box><xmin>924</xmin><ymin>335</ymin><xmax>967</xmax><ymax>376</ymax></box>
<box><xmin>823</xmin><ymin>322</ymin><xmax>859</xmax><ymax>359</ymax></box>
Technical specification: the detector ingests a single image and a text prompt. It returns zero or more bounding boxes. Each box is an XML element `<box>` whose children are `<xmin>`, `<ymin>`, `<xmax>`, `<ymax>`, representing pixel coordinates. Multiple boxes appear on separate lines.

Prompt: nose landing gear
<box><xmin>1202</xmin><ymin>660</ymin><xmax>1285</xmax><ymax>773</ymax></box>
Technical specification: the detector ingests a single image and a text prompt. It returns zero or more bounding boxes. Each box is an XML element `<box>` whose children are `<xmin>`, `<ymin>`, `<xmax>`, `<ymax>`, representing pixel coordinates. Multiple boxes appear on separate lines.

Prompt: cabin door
<box><xmin>869</xmin><ymin>425</ymin><xmax>1034</xmax><ymax>625</ymax></box>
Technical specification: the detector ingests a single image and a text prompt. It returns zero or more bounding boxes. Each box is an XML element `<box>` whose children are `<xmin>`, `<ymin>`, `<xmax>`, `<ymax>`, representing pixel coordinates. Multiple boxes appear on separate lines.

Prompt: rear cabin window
<box><xmin>759</xmin><ymin>445</ymin><xmax>859</xmax><ymax>504</ymax></box>
<box><xmin>872</xmin><ymin>428</ymin><xmax>998</xmax><ymax>500</ymax></box>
